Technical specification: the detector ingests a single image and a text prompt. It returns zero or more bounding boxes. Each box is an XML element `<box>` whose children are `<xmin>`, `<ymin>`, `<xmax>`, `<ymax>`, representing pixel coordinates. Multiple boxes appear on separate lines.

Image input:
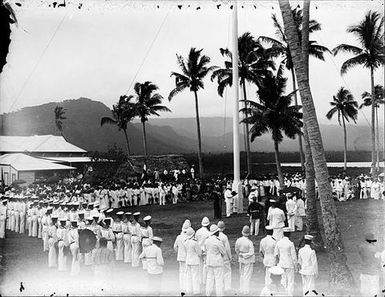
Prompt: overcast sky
<box><xmin>1</xmin><ymin>0</ymin><xmax>384</xmax><ymax>127</ymax></box>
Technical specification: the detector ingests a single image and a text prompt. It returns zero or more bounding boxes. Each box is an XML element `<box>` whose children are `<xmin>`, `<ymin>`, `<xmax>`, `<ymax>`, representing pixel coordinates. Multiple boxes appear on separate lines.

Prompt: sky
<box><xmin>0</xmin><ymin>0</ymin><xmax>384</xmax><ymax>127</ymax></box>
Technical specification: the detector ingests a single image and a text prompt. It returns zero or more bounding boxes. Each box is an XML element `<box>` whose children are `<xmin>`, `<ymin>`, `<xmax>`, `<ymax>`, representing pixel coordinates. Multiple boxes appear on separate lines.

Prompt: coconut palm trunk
<box><xmin>342</xmin><ymin>114</ymin><xmax>347</xmax><ymax>172</ymax></box>
<box><xmin>141</xmin><ymin>121</ymin><xmax>148</xmax><ymax>160</ymax></box>
<box><xmin>193</xmin><ymin>90</ymin><xmax>204</xmax><ymax>179</ymax></box>
<box><xmin>279</xmin><ymin>0</ymin><xmax>354</xmax><ymax>291</ymax></box>
<box><xmin>303</xmin><ymin>124</ymin><xmax>324</xmax><ymax>249</ymax></box>
<box><xmin>273</xmin><ymin>139</ymin><xmax>284</xmax><ymax>187</ymax></box>
<box><xmin>242</xmin><ymin>81</ymin><xmax>252</xmax><ymax>176</ymax></box>
<box><xmin>291</xmin><ymin>70</ymin><xmax>305</xmax><ymax>171</ymax></box>
<box><xmin>376</xmin><ymin>106</ymin><xmax>380</xmax><ymax>169</ymax></box>
<box><xmin>122</xmin><ymin>129</ymin><xmax>131</xmax><ymax>156</ymax></box>
<box><xmin>370</xmin><ymin>67</ymin><xmax>377</xmax><ymax>174</ymax></box>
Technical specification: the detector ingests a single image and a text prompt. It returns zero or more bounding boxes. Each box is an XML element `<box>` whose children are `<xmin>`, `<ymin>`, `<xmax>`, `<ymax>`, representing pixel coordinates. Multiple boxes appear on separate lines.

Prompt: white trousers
<box><xmin>115</xmin><ymin>236</ymin><xmax>124</xmax><ymax>261</ymax></box>
<box><xmin>14</xmin><ymin>212</ymin><xmax>19</xmax><ymax>233</ymax></box>
<box><xmin>159</xmin><ymin>194</ymin><xmax>166</xmax><ymax>205</ymax></box>
<box><xmin>239</xmin><ymin>262</ymin><xmax>253</xmax><ymax>294</ymax></box>
<box><xmin>0</xmin><ymin>219</ymin><xmax>5</xmax><ymax>238</ymax></box>
<box><xmin>19</xmin><ymin>214</ymin><xmax>25</xmax><ymax>234</ymax></box>
<box><xmin>178</xmin><ymin>261</ymin><xmax>187</xmax><ymax>292</ymax></box>
<box><xmin>225</xmin><ymin>201</ymin><xmax>233</xmax><ymax>217</ymax></box>
<box><xmin>250</xmin><ymin>218</ymin><xmax>260</xmax><ymax>236</ymax></box>
<box><xmin>42</xmin><ymin>227</ymin><xmax>49</xmax><ymax>252</ymax></box>
<box><xmin>281</xmin><ymin>267</ymin><xmax>295</xmax><ymax>296</ymax></box>
<box><xmin>131</xmin><ymin>237</ymin><xmax>141</xmax><ymax>267</ymax></box>
<box><xmin>265</xmin><ymin>266</ymin><xmax>272</xmax><ymax>286</ymax></box>
<box><xmin>199</xmin><ymin>257</ymin><xmax>207</xmax><ymax>285</ymax></box>
<box><xmin>123</xmin><ymin>234</ymin><xmax>132</xmax><ymax>263</ymax></box>
<box><xmin>301</xmin><ymin>274</ymin><xmax>315</xmax><ymax>295</ymax></box>
<box><xmin>70</xmin><ymin>243</ymin><xmax>80</xmax><ymax>276</ymax></box>
<box><xmin>48</xmin><ymin>238</ymin><xmax>57</xmax><ymax>268</ymax></box>
<box><xmin>57</xmin><ymin>241</ymin><xmax>67</xmax><ymax>271</ymax></box>
<box><xmin>360</xmin><ymin>273</ymin><xmax>379</xmax><ymax>296</ymax></box>
<box><xmin>186</xmin><ymin>265</ymin><xmax>200</xmax><ymax>295</ymax></box>
<box><xmin>287</xmin><ymin>215</ymin><xmax>295</xmax><ymax>232</ymax></box>
<box><xmin>295</xmin><ymin>216</ymin><xmax>303</xmax><ymax>231</ymax></box>
<box><xmin>223</xmin><ymin>260</ymin><xmax>232</xmax><ymax>291</ymax></box>
<box><xmin>31</xmin><ymin>218</ymin><xmax>38</xmax><ymax>237</ymax></box>
<box><xmin>206</xmin><ymin>266</ymin><xmax>224</xmax><ymax>296</ymax></box>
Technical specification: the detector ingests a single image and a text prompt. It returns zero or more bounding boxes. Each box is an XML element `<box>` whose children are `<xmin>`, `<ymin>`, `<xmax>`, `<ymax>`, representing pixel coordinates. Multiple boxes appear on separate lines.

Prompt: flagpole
<box><xmin>231</xmin><ymin>0</ymin><xmax>243</xmax><ymax>213</ymax></box>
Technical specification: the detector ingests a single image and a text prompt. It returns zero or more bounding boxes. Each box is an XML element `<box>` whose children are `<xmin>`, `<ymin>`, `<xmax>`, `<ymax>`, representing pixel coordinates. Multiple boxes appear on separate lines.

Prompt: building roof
<box><xmin>0</xmin><ymin>153</ymin><xmax>76</xmax><ymax>171</ymax></box>
<box><xmin>0</xmin><ymin>135</ymin><xmax>86</xmax><ymax>153</ymax></box>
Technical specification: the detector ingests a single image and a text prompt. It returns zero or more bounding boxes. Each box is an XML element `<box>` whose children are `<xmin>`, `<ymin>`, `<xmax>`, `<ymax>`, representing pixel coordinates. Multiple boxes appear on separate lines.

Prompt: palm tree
<box><xmin>169</xmin><ymin>48</ymin><xmax>216</xmax><ymax>179</ymax></box>
<box><xmin>211</xmin><ymin>32</ymin><xmax>275</xmax><ymax>176</ymax></box>
<box><xmin>100</xmin><ymin>95</ymin><xmax>136</xmax><ymax>155</ymax></box>
<box><xmin>360</xmin><ymin>85</ymin><xmax>385</xmax><ymax>167</ymax></box>
<box><xmin>133</xmin><ymin>81</ymin><xmax>171</xmax><ymax>160</ymax></box>
<box><xmin>54</xmin><ymin>106</ymin><xmax>67</xmax><ymax>137</ymax></box>
<box><xmin>259</xmin><ymin>8</ymin><xmax>331</xmax><ymax>171</ymax></box>
<box><xmin>326</xmin><ymin>87</ymin><xmax>358</xmax><ymax>171</ymax></box>
<box><xmin>278</xmin><ymin>0</ymin><xmax>354</xmax><ymax>291</ymax></box>
<box><xmin>242</xmin><ymin>64</ymin><xmax>303</xmax><ymax>186</ymax></box>
<box><xmin>333</xmin><ymin>11</ymin><xmax>384</xmax><ymax>175</ymax></box>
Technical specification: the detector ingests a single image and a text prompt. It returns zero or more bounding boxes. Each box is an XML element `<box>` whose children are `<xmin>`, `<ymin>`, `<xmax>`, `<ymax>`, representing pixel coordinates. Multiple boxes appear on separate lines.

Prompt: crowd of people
<box><xmin>0</xmin><ymin>170</ymin><xmax>384</xmax><ymax>296</ymax></box>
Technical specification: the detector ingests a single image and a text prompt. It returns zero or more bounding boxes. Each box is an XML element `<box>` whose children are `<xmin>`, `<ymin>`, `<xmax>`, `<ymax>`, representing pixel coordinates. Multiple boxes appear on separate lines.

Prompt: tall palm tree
<box><xmin>360</xmin><ymin>85</ymin><xmax>385</xmax><ymax>166</ymax></box>
<box><xmin>100</xmin><ymin>95</ymin><xmax>136</xmax><ymax>155</ymax></box>
<box><xmin>259</xmin><ymin>8</ymin><xmax>331</xmax><ymax>171</ymax></box>
<box><xmin>326</xmin><ymin>87</ymin><xmax>358</xmax><ymax>171</ymax></box>
<box><xmin>169</xmin><ymin>48</ymin><xmax>216</xmax><ymax>179</ymax></box>
<box><xmin>333</xmin><ymin>11</ymin><xmax>384</xmax><ymax>175</ymax></box>
<box><xmin>278</xmin><ymin>0</ymin><xmax>354</xmax><ymax>291</ymax></box>
<box><xmin>242</xmin><ymin>64</ymin><xmax>303</xmax><ymax>186</ymax></box>
<box><xmin>54</xmin><ymin>106</ymin><xmax>67</xmax><ymax>137</ymax></box>
<box><xmin>133</xmin><ymin>81</ymin><xmax>171</xmax><ymax>160</ymax></box>
<box><xmin>211</xmin><ymin>32</ymin><xmax>275</xmax><ymax>176</ymax></box>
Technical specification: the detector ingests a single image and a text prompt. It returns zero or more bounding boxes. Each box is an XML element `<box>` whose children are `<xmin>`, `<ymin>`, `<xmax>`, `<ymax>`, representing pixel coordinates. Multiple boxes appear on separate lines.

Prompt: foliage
<box><xmin>326</xmin><ymin>87</ymin><xmax>358</xmax><ymax>125</ymax></box>
<box><xmin>54</xmin><ymin>105</ymin><xmax>66</xmax><ymax>135</ymax></box>
<box><xmin>360</xmin><ymin>84</ymin><xmax>385</xmax><ymax>109</ymax></box>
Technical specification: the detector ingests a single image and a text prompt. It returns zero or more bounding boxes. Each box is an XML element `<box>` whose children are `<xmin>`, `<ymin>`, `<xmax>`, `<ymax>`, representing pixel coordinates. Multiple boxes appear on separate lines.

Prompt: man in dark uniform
<box><xmin>247</xmin><ymin>196</ymin><xmax>265</xmax><ymax>236</ymax></box>
<box><xmin>211</xmin><ymin>185</ymin><xmax>222</xmax><ymax>219</ymax></box>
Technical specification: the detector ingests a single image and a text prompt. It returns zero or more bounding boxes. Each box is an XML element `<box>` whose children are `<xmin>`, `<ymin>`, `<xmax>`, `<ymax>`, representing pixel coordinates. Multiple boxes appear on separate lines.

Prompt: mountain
<box><xmin>0</xmin><ymin>98</ymin><xmax>380</xmax><ymax>154</ymax></box>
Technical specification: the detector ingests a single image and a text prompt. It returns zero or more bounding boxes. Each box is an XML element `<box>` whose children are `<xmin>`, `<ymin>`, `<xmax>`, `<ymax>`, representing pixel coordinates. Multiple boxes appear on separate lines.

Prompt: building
<box><xmin>0</xmin><ymin>135</ymin><xmax>91</xmax><ymax>185</ymax></box>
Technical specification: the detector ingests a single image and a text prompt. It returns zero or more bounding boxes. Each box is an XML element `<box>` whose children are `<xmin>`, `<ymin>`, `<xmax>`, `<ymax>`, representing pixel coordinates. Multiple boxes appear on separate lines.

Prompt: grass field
<box><xmin>0</xmin><ymin>198</ymin><xmax>384</xmax><ymax>296</ymax></box>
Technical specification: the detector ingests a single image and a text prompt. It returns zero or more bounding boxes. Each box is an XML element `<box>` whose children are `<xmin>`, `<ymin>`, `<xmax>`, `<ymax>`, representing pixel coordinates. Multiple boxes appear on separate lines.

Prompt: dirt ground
<box><xmin>0</xmin><ymin>198</ymin><xmax>384</xmax><ymax>296</ymax></box>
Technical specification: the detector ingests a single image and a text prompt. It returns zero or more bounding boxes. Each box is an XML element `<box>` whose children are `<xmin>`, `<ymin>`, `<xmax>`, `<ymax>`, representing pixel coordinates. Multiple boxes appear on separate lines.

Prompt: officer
<box><xmin>217</xmin><ymin>221</ymin><xmax>232</xmax><ymax>293</ymax></box>
<box><xmin>259</xmin><ymin>225</ymin><xmax>277</xmax><ymax>286</ymax></box>
<box><xmin>298</xmin><ymin>235</ymin><xmax>318</xmax><ymax>296</ymax></box>
<box><xmin>184</xmin><ymin>227</ymin><xmax>201</xmax><ymax>295</ymax></box>
<box><xmin>235</xmin><ymin>225</ymin><xmax>255</xmax><ymax>295</ymax></box>
<box><xmin>122</xmin><ymin>212</ymin><xmax>132</xmax><ymax>264</ymax></box>
<box><xmin>274</xmin><ymin>227</ymin><xmax>297</xmax><ymax>296</ymax></box>
<box><xmin>195</xmin><ymin>216</ymin><xmax>211</xmax><ymax>290</ymax></box>
<box><xmin>130</xmin><ymin>212</ymin><xmax>142</xmax><ymax>267</ymax></box>
<box><xmin>173</xmin><ymin>219</ymin><xmax>190</xmax><ymax>294</ymax></box>
<box><xmin>205</xmin><ymin>224</ymin><xmax>226</xmax><ymax>296</ymax></box>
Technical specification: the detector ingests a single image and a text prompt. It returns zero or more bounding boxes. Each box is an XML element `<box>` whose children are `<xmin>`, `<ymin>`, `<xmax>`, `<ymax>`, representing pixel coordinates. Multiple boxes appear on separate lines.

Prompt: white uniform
<box><xmin>129</xmin><ymin>221</ymin><xmax>141</xmax><ymax>267</ymax></box>
<box><xmin>268</xmin><ymin>207</ymin><xmax>285</xmax><ymax>240</ymax></box>
<box><xmin>195</xmin><ymin>227</ymin><xmax>211</xmax><ymax>286</ymax></box>
<box><xmin>235</xmin><ymin>236</ymin><xmax>255</xmax><ymax>294</ymax></box>
<box><xmin>285</xmin><ymin>199</ymin><xmax>297</xmax><ymax>232</ymax></box>
<box><xmin>294</xmin><ymin>199</ymin><xmax>305</xmax><ymax>231</ymax></box>
<box><xmin>298</xmin><ymin>244</ymin><xmax>318</xmax><ymax>295</ymax></box>
<box><xmin>69</xmin><ymin>227</ymin><xmax>80</xmax><ymax>276</ymax></box>
<box><xmin>218</xmin><ymin>231</ymin><xmax>232</xmax><ymax>291</ymax></box>
<box><xmin>259</xmin><ymin>234</ymin><xmax>277</xmax><ymax>286</ymax></box>
<box><xmin>57</xmin><ymin>226</ymin><xmax>68</xmax><ymax>271</ymax></box>
<box><xmin>113</xmin><ymin>221</ymin><xmax>124</xmax><ymax>261</ymax></box>
<box><xmin>0</xmin><ymin>205</ymin><xmax>6</xmax><ymax>238</ymax></box>
<box><xmin>274</xmin><ymin>236</ymin><xmax>297</xmax><ymax>296</ymax></box>
<box><xmin>224</xmin><ymin>189</ymin><xmax>233</xmax><ymax>217</ymax></box>
<box><xmin>205</xmin><ymin>235</ymin><xmax>226</xmax><ymax>296</ymax></box>
<box><xmin>47</xmin><ymin>224</ymin><xmax>58</xmax><ymax>268</ymax></box>
<box><xmin>184</xmin><ymin>237</ymin><xmax>202</xmax><ymax>295</ymax></box>
<box><xmin>122</xmin><ymin>222</ymin><xmax>132</xmax><ymax>263</ymax></box>
<box><xmin>174</xmin><ymin>232</ymin><xmax>188</xmax><ymax>293</ymax></box>
<box><xmin>139</xmin><ymin>243</ymin><xmax>164</xmax><ymax>293</ymax></box>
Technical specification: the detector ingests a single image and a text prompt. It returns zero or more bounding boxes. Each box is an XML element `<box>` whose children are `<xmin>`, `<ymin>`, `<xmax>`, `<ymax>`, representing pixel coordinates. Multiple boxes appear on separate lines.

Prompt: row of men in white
<box><xmin>173</xmin><ymin>217</ymin><xmax>318</xmax><ymax>296</ymax></box>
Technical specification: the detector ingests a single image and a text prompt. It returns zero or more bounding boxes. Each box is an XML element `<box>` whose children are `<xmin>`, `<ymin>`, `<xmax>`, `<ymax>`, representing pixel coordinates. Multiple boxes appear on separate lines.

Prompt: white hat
<box><xmin>210</xmin><ymin>224</ymin><xmax>219</xmax><ymax>234</ymax></box>
<box><xmin>242</xmin><ymin>225</ymin><xmax>250</xmax><ymax>236</ymax></box>
<box><xmin>269</xmin><ymin>266</ymin><xmax>284</xmax><ymax>275</ymax></box>
<box><xmin>106</xmin><ymin>209</ymin><xmax>113</xmax><ymax>213</ymax></box>
<box><xmin>265</xmin><ymin>226</ymin><xmax>274</xmax><ymax>230</ymax></box>
<box><xmin>153</xmin><ymin>236</ymin><xmax>163</xmax><ymax>242</ymax></box>
<box><xmin>304</xmin><ymin>234</ymin><xmax>314</xmax><ymax>240</ymax></box>
<box><xmin>133</xmin><ymin>212</ymin><xmax>141</xmax><ymax>216</ymax></box>
<box><xmin>186</xmin><ymin>227</ymin><xmax>195</xmax><ymax>238</ymax></box>
<box><xmin>182</xmin><ymin>219</ymin><xmax>191</xmax><ymax>231</ymax></box>
<box><xmin>125</xmin><ymin>212</ymin><xmax>132</xmax><ymax>216</ymax></box>
<box><xmin>116</xmin><ymin>211</ymin><xmax>124</xmax><ymax>215</ymax></box>
<box><xmin>283</xmin><ymin>227</ymin><xmax>292</xmax><ymax>233</ymax></box>
<box><xmin>143</xmin><ymin>215</ymin><xmax>151</xmax><ymax>221</ymax></box>
<box><xmin>201</xmin><ymin>217</ymin><xmax>210</xmax><ymax>227</ymax></box>
<box><xmin>217</xmin><ymin>221</ymin><xmax>225</xmax><ymax>231</ymax></box>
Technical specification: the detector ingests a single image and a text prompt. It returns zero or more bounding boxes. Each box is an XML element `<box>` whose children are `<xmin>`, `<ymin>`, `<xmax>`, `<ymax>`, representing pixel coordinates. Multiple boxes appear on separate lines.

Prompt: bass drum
<box><xmin>79</xmin><ymin>229</ymin><xmax>97</xmax><ymax>253</ymax></box>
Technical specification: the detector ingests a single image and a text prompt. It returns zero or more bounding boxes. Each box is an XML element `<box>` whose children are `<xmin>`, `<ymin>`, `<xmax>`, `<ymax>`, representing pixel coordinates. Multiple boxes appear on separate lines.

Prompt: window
<box><xmin>12</xmin><ymin>174</ymin><xmax>16</xmax><ymax>183</ymax></box>
<box><xmin>4</xmin><ymin>172</ymin><xmax>9</xmax><ymax>185</ymax></box>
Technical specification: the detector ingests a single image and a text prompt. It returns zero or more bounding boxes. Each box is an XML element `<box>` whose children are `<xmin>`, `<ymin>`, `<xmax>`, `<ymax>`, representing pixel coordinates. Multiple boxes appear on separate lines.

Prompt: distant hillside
<box><xmin>0</xmin><ymin>98</ymin><xmax>381</xmax><ymax>154</ymax></box>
